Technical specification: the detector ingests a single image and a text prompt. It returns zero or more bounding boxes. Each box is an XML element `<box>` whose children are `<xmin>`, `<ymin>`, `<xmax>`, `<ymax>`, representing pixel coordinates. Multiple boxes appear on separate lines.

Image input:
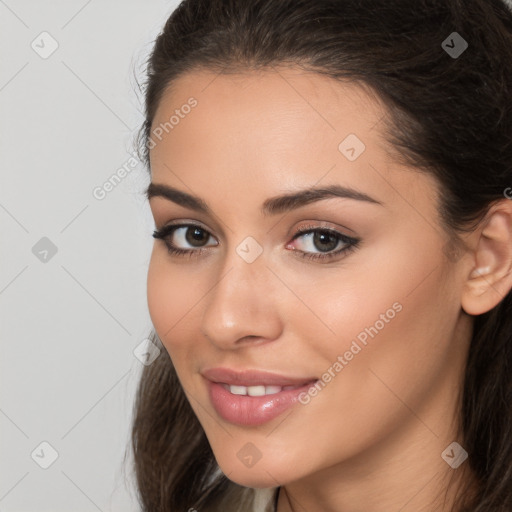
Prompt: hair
<box><xmin>129</xmin><ymin>0</ymin><xmax>512</xmax><ymax>510</ymax></box>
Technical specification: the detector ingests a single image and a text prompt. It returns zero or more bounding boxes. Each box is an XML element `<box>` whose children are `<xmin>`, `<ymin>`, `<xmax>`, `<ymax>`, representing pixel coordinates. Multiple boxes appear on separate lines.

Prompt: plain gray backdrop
<box><xmin>1</xmin><ymin>1</ymin><xmax>179</xmax><ymax>510</ymax></box>
<box><xmin>2</xmin><ymin>1</ymin><xmax>512</xmax><ymax>511</ymax></box>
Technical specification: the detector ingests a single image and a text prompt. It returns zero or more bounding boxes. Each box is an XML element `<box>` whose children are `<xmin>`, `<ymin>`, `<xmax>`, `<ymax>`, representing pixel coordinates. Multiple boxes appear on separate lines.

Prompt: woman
<box><xmin>129</xmin><ymin>0</ymin><xmax>512</xmax><ymax>510</ymax></box>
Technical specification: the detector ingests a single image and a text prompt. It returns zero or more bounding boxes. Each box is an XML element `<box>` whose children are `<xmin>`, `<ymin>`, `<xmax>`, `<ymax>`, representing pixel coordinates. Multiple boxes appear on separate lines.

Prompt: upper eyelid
<box><xmin>292</xmin><ymin>224</ymin><xmax>352</xmax><ymax>236</ymax></box>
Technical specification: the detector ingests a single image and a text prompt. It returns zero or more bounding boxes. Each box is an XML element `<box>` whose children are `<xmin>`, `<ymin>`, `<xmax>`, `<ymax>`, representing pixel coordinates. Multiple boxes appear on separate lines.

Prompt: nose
<box><xmin>200</xmin><ymin>246</ymin><xmax>283</xmax><ymax>350</ymax></box>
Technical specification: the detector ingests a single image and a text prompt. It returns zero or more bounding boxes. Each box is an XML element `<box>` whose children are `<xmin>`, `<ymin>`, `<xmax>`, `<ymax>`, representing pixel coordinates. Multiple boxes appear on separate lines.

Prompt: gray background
<box><xmin>2</xmin><ymin>1</ymin><xmax>512</xmax><ymax>511</ymax></box>
<box><xmin>1</xmin><ymin>1</ymin><xmax>179</xmax><ymax>510</ymax></box>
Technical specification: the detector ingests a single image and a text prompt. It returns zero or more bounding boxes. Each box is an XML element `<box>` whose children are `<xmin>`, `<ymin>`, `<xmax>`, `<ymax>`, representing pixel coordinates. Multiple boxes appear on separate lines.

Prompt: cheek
<box><xmin>286</xmin><ymin>237</ymin><xmax>457</xmax><ymax>419</ymax></box>
<box><xmin>319</xmin><ymin>235</ymin><xmax>450</xmax><ymax>347</ymax></box>
<box><xmin>275</xmin><ymin>238</ymin><xmax>435</xmax><ymax>362</ymax></box>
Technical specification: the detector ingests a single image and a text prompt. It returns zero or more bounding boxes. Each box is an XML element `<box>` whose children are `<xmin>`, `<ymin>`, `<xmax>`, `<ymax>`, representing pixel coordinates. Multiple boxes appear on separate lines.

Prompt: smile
<box><xmin>201</xmin><ymin>367</ymin><xmax>319</xmax><ymax>426</ymax></box>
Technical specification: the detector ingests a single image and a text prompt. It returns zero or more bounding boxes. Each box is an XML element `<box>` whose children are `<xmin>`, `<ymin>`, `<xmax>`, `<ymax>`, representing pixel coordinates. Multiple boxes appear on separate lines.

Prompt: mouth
<box><xmin>201</xmin><ymin>367</ymin><xmax>319</xmax><ymax>426</ymax></box>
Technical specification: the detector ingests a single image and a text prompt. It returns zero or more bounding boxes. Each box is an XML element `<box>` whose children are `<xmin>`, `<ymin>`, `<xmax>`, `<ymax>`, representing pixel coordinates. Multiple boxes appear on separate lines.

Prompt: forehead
<box><xmin>149</xmin><ymin>67</ymin><xmax>439</xmax><ymax>218</ymax></box>
<box><xmin>151</xmin><ymin>66</ymin><xmax>385</xmax><ymax>147</ymax></box>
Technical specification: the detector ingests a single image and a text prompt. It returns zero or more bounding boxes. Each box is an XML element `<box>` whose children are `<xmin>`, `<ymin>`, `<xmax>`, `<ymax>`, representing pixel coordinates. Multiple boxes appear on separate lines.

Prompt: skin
<box><xmin>146</xmin><ymin>67</ymin><xmax>512</xmax><ymax>512</ymax></box>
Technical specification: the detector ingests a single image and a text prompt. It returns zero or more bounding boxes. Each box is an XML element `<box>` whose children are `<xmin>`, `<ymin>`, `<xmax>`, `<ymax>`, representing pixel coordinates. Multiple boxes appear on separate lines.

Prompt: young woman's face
<box><xmin>146</xmin><ymin>67</ymin><xmax>472</xmax><ymax>488</ymax></box>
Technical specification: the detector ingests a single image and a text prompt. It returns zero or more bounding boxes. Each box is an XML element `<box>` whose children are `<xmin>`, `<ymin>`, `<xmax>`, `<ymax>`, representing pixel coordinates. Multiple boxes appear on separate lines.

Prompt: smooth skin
<box><xmin>146</xmin><ymin>67</ymin><xmax>512</xmax><ymax>512</ymax></box>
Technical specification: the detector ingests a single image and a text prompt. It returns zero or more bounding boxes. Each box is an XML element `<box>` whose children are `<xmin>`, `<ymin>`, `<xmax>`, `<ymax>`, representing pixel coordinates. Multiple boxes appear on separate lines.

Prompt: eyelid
<box><xmin>156</xmin><ymin>218</ymin><xmax>212</xmax><ymax>231</ymax></box>
<box><xmin>288</xmin><ymin>220</ymin><xmax>356</xmax><ymax>241</ymax></box>
<box><xmin>157</xmin><ymin>219</ymin><xmax>217</xmax><ymax>237</ymax></box>
<box><xmin>292</xmin><ymin>219</ymin><xmax>357</xmax><ymax>235</ymax></box>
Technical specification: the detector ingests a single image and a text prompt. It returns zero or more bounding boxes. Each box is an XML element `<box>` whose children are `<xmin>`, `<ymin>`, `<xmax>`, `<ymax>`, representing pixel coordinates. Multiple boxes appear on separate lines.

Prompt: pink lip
<box><xmin>201</xmin><ymin>367</ymin><xmax>318</xmax><ymax>426</ymax></box>
<box><xmin>201</xmin><ymin>367</ymin><xmax>317</xmax><ymax>387</ymax></box>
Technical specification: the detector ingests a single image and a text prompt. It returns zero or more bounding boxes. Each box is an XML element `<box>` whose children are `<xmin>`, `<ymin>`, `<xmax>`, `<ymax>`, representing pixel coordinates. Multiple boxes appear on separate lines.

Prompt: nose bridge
<box><xmin>200</xmin><ymin>237</ymin><xmax>281</xmax><ymax>347</ymax></box>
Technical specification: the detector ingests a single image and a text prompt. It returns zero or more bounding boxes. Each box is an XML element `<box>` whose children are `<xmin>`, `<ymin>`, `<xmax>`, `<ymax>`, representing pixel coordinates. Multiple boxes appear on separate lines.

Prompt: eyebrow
<box><xmin>145</xmin><ymin>182</ymin><xmax>383</xmax><ymax>216</ymax></box>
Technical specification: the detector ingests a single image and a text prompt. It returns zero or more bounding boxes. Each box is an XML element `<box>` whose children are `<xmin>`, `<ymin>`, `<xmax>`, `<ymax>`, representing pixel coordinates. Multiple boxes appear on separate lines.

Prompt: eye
<box><xmin>286</xmin><ymin>226</ymin><xmax>360</xmax><ymax>262</ymax></box>
<box><xmin>152</xmin><ymin>223</ymin><xmax>218</xmax><ymax>258</ymax></box>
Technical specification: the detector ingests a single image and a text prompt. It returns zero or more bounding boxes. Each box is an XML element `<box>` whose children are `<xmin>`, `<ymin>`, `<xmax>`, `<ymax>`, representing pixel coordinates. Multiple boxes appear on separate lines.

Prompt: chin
<box><xmin>223</xmin><ymin>470</ymin><xmax>281</xmax><ymax>489</ymax></box>
<box><xmin>214</xmin><ymin>453</ymin><xmax>297</xmax><ymax>488</ymax></box>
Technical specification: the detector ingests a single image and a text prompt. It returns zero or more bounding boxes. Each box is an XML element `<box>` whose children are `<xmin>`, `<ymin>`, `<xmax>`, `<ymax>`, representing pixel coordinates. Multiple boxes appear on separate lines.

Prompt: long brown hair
<box><xmin>129</xmin><ymin>1</ymin><xmax>512</xmax><ymax>510</ymax></box>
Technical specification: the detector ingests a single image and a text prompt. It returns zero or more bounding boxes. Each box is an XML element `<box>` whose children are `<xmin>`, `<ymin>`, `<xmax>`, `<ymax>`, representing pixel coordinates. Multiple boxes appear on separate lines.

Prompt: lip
<box><xmin>201</xmin><ymin>367</ymin><xmax>317</xmax><ymax>387</ymax></box>
<box><xmin>201</xmin><ymin>367</ymin><xmax>318</xmax><ymax>426</ymax></box>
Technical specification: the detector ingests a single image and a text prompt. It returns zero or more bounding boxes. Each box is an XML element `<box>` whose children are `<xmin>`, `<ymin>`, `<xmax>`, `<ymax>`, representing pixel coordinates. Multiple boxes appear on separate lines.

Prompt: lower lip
<box><xmin>206</xmin><ymin>379</ymin><xmax>318</xmax><ymax>426</ymax></box>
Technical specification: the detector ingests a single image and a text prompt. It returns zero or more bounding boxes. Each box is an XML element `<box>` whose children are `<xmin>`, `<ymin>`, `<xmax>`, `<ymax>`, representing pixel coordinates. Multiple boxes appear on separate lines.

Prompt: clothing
<box><xmin>252</xmin><ymin>487</ymin><xmax>279</xmax><ymax>512</ymax></box>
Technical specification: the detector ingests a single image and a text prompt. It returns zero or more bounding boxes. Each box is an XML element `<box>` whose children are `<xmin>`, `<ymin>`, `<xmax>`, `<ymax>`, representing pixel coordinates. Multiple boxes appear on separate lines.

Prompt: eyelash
<box><xmin>152</xmin><ymin>223</ymin><xmax>360</xmax><ymax>262</ymax></box>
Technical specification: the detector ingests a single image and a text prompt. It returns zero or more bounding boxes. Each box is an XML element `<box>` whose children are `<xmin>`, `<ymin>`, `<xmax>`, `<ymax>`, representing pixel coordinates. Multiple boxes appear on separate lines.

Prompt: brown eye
<box><xmin>152</xmin><ymin>223</ymin><xmax>218</xmax><ymax>256</ymax></box>
<box><xmin>287</xmin><ymin>226</ymin><xmax>360</xmax><ymax>262</ymax></box>
<box><xmin>311</xmin><ymin>230</ymin><xmax>339</xmax><ymax>252</ymax></box>
<box><xmin>184</xmin><ymin>226</ymin><xmax>210</xmax><ymax>247</ymax></box>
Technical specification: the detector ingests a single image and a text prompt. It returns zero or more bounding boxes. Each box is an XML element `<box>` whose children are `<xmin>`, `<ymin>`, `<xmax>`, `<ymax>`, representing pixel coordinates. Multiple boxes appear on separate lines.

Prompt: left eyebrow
<box><xmin>261</xmin><ymin>184</ymin><xmax>384</xmax><ymax>215</ymax></box>
<box><xmin>145</xmin><ymin>182</ymin><xmax>384</xmax><ymax>216</ymax></box>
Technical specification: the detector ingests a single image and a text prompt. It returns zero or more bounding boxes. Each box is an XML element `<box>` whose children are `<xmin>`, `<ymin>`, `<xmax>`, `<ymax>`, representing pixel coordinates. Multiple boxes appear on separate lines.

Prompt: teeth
<box><xmin>247</xmin><ymin>385</ymin><xmax>266</xmax><ymax>396</ymax></box>
<box><xmin>230</xmin><ymin>385</ymin><xmax>248</xmax><ymax>395</ymax></box>
<box><xmin>264</xmin><ymin>386</ymin><xmax>283</xmax><ymax>395</ymax></box>
<box><xmin>222</xmin><ymin>384</ymin><xmax>295</xmax><ymax>396</ymax></box>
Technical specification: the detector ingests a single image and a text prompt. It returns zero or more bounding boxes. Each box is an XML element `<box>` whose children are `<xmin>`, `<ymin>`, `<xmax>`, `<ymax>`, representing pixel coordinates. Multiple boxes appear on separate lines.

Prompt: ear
<box><xmin>461</xmin><ymin>198</ymin><xmax>512</xmax><ymax>316</ymax></box>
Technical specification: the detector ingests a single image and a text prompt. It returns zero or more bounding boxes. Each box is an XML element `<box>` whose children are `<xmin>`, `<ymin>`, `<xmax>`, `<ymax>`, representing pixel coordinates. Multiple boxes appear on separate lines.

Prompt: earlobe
<box><xmin>461</xmin><ymin>200</ymin><xmax>512</xmax><ymax>316</ymax></box>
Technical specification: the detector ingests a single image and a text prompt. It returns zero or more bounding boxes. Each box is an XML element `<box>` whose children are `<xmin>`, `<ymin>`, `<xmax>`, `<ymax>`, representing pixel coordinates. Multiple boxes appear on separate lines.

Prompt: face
<box><xmin>146</xmin><ymin>67</ymin><xmax>472</xmax><ymax>488</ymax></box>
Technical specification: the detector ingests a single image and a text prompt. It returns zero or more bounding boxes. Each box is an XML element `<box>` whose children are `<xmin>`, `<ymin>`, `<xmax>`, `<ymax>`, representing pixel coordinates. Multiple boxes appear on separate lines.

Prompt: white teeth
<box><xmin>223</xmin><ymin>384</ymin><xmax>294</xmax><ymax>396</ymax></box>
<box><xmin>229</xmin><ymin>385</ymin><xmax>247</xmax><ymax>395</ymax></box>
<box><xmin>264</xmin><ymin>385</ymin><xmax>283</xmax><ymax>395</ymax></box>
<box><xmin>247</xmin><ymin>385</ymin><xmax>266</xmax><ymax>397</ymax></box>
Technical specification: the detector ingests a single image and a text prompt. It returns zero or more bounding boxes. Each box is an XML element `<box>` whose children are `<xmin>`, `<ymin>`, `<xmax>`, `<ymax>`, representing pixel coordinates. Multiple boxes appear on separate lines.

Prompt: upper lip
<box><xmin>201</xmin><ymin>367</ymin><xmax>318</xmax><ymax>387</ymax></box>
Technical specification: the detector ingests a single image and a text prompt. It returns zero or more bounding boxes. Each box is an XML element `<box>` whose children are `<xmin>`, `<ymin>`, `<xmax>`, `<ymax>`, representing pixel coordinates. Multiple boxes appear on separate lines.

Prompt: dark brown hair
<box><xmin>129</xmin><ymin>0</ymin><xmax>512</xmax><ymax>510</ymax></box>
